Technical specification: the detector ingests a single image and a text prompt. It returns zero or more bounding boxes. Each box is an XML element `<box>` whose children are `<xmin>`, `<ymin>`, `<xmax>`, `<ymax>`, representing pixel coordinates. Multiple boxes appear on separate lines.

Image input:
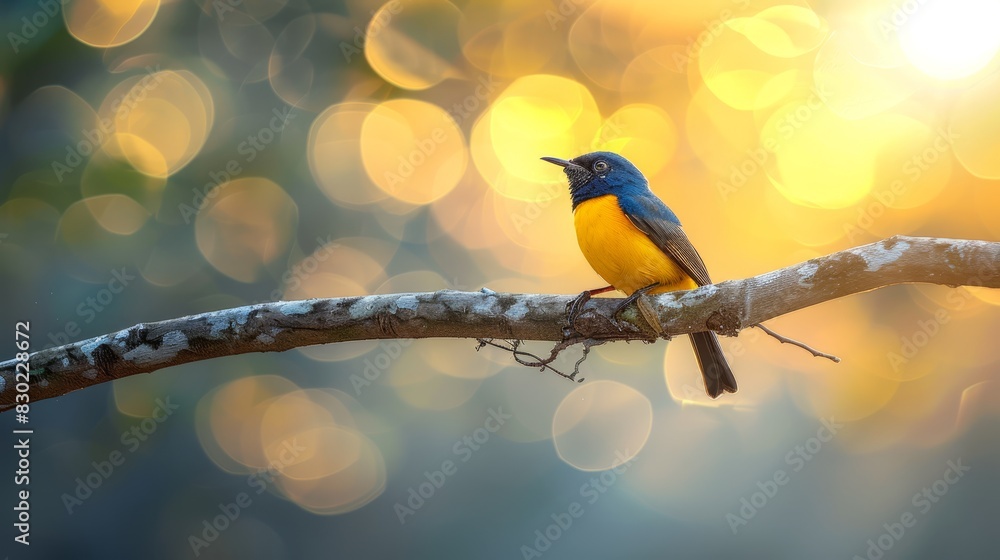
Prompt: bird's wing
<box><xmin>620</xmin><ymin>193</ymin><xmax>713</xmax><ymax>286</ymax></box>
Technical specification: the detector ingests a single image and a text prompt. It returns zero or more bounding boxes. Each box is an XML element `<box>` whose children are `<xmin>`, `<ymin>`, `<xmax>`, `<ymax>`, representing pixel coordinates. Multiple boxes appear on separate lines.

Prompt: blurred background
<box><xmin>2</xmin><ymin>0</ymin><xmax>999</xmax><ymax>557</ymax></box>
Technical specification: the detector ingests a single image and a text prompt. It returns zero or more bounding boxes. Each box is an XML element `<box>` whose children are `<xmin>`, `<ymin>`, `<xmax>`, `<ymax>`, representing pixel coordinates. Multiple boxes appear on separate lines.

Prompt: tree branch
<box><xmin>2</xmin><ymin>236</ymin><xmax>998</xmax><ymax>411</ymax></box>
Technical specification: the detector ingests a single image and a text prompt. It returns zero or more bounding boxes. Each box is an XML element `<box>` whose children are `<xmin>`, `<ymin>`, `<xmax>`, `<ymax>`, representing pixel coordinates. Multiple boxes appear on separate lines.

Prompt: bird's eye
<box><xmin>593</xmin><ymin>160</ymin><xmax>609</xmax><ymax>173</ymax></box>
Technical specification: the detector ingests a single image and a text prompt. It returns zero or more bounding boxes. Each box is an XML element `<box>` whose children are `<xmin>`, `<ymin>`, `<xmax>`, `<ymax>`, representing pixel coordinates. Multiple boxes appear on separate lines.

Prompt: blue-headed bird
<box><xmin>542</xmin><ymin>151</ymin><xmax>738</xmax><ymax>398</ymax></box>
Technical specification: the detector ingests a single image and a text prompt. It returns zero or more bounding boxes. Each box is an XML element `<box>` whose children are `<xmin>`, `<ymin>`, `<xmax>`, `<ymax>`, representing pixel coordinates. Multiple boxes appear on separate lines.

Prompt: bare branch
<box><xmin>2</xmin><ymin>236</ymin><xmax>998</xmax><ymax>411</ymax></box>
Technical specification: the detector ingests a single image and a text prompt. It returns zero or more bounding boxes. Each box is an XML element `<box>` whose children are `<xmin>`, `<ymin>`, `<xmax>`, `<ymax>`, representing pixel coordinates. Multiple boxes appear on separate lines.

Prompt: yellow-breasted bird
<box><xmin>542</xmin><ymin>151</ymin><xmax>738</xmax><ymax>398</ymax></box>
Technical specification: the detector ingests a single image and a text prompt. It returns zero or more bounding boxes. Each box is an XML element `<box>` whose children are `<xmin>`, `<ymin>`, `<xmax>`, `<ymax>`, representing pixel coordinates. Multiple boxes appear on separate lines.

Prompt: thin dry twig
<box><xmin>754</xmin><ymin>324</ymin><xmax>841</xmax><ymax>363</ymax></box>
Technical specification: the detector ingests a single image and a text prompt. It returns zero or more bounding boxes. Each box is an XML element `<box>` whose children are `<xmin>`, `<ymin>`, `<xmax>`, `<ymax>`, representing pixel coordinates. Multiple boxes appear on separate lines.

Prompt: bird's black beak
<box><xmin>541</xmin><ymin>156</ymin><xmax>591</xmax><ymax>192</ymax></box>
<box><xmin>541</xmin><ymin>156</ymin><xmax>572</xmax><ymax>168</ymax></box>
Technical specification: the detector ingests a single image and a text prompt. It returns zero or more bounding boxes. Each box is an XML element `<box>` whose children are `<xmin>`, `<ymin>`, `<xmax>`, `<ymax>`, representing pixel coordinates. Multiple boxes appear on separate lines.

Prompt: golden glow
<box><xmin>14</xmin><ymin>0</ymin><xmax>1000</xmax><ymax>528</ymax></box>
<box><xmin>813</xmin><ymin>31</ymin><xmax>919</xmax><ymax>120</ymax></box>
<box><xmin>951</xmin><ymin>71</ymin><xmax>1000</xmax><ymax>179</ymax></box>
<box><xmin>726</xmin><ymin>5</ymin><xmax>828</xmax><ymax>58</ymax></box>
<box><xmin>759</xmin><ymin>106</ymin><xmax>928</xmax><ymax>209</ymax></box>
<box><xmin>698</xmin><ymin>20</ymin><xmax>803</xmax><ymax>111</ymax></box>
<box><xmin>360</xmin><ymin>99</ymin><xmax>467</xmax><ymax>205</ymax></box>
<box><xmin>473</xmin><ymin>74</ymin><xmax>601</xmax><ymax>201</ymax></box>
<box><xmin>897</xmin><ymin>0</ymin><xmax>1000</xmax><ymax>80</ymax></box>
<box><xmin>458</xmin><ymin>0</ymin><xmax>558</xmax><ymax>77</ymax></box>
<box><xmin>100</xmin><ymin>71</ymin><xmax>213</xmax><ymax>178</ymax></box>
<box><xmin>365</xmin><ymin>0</ymin><xmax>462</xmax><ymax>90</ymax></box>
<box><xmin>594</xmin><ymin>104</ymin><xmax>678</xmax><ymax>178</ymax></box>
<box><xmin>309</xmin><ymin>102</ymin><xmax>388</xmax><ymax>206</ymax></box>
<box><xmin>65</xmin><ymin>0</ymin><xmax>160</xmax><ymax>48</ymax></box>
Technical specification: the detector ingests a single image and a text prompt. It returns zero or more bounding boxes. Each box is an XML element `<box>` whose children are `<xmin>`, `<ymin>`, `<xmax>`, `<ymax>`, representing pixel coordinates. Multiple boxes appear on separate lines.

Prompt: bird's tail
<box><xmin>689</xmin><ymin>332</ymin><xmax>738</xmax><ymax>398</ymax></box>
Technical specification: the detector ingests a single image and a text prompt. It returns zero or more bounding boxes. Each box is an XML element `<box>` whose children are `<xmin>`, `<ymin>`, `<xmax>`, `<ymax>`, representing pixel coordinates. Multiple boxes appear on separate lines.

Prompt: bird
<box><xmin>542</xmin><ymin>151</ymin><xmax>738</xmax><ymax>398</ymax></box>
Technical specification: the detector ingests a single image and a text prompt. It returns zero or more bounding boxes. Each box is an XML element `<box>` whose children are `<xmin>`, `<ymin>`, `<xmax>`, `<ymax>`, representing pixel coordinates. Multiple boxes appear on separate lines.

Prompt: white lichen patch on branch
<box><xmin>80</xmin><ymin>337</ymin><xmax>109</xmax><ymax>365</ymax></box>
<box><xmin>279</xmin><ymin>300</ymin><xmax>313</xmax><ymax>316</ymax></box>
<box><xmin>348</xmin><ymin>296</ymin><xmax>379</xmax><ymax>319</ymax></box>
<box><xmin>472</xmin><ymin>294</ymin><xmax>499</xmax><ymax>316</ymax></box>
<box><xmin>208</xmin><ymin>316</ymin><xmax>232</xmax><ymax>338</ymax></box>
<box><xmin>652</xmin><ymin>293</ymin><xmax>683</xmax><ymax>310</ymax></box>
<box><xmin>122</xmin><ymin>331</ymin><xmax>189</xmax><ymax>366</ymax></box>
<box><xmin>234</xmin><ymin>307</ymin><xmax>253</xmax><ymax>325</ymax></box>
<box><xmin>395</xmin><ymin>295</ymin><xmax>419</xmax><ymax>311</ymax></box>
<box><xmin>507</xmin><ymin>300</ymin><xmax>529</xmax><ymax>321</ymax></box>
<box><xmin>854</xmin><ymin>239</ymin><xmax>910</xmax><ymax>272</ymax></box>
<box><xmin>797</xmin><ymin>262</ymin><xmax>819</xmax><ymax>287</ymax></box>
<box><xmin>679</xmin><ymin>284</ymin><xmax>718</xmax><ymax>305</ymax></box>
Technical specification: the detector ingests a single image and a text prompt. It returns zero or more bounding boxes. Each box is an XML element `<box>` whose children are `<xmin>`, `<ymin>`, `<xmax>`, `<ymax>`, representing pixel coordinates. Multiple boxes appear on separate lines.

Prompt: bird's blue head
<box><xmin>541</xmin><ymin>151</ymin><xmax>649</xmax><ymax>210</ymax></box>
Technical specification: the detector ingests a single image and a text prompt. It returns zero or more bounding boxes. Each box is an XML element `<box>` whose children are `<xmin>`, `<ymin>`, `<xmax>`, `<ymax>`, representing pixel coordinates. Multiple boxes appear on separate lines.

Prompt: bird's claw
<box><xmin>610</xmin><ymin>283</ymin><xmax>660</xmax><ymax>332</ymax></box>
<box><xmin>565</xmin><ymin>290</ymin><xmax>594</xmax><ymax>335</ymax></box>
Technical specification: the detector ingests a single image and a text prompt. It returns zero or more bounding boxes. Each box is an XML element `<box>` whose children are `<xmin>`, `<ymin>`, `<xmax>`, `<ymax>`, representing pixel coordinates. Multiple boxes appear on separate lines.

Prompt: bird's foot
<box><xmin>565</xmin><ymin>286</ymin><xmax>615</xmax><ymax>335</ymax></box>
<box><xmin>611</xmin><ymin>283</ymin><xmax>660</xmax><ymax>331</ymax></box>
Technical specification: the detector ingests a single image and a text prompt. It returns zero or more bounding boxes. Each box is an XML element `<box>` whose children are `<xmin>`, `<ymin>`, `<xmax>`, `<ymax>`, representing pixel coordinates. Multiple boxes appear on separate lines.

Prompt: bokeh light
<box><xmin>99</xmin><ymin>70</ymin><xmax>214</xmax><ymax>178</ymax></box>
<box><xmin>897</xmin><ymin>0</ymin><xmax>1000</xmax><ymax>80</ymax></box>
<box><xmin>65</xmin><ymin>0</ymin><xmax>160</xmax><ymax>48</ymax></box>
<box><xmin>195</xmin><ymin>178</ymin><xmax>298</xmax><ymax>282</ymax></box>
<box><xmin>4</xmin><ymin>0</ymin><xmax>1000</xmax><ymax>557</ymax></box>
<box><xmin>360</xmin><ymin>98</ymin><xmax>467</xmax><ymax>204</ymax></box>
<box><xmin>365</xmin><ymin>0</ymin><xmax>463</xmax><ymax>90</ymax></box>
<box><xmin>552</xmin><ymin>380</ymin><xmax>653</xmax><ymax>471</ymax></box>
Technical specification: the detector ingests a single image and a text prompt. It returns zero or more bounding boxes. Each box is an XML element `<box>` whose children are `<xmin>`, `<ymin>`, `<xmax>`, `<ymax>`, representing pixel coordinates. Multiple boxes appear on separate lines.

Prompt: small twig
<box><xmin>754</xmin><ymin>324</ymin><xmax>841</xmax><ymax>363</ymax></box>
<box><xmin>476</xmin><ymin>338</ymin><xmax>588</xmax><ymax>382</ymax></box>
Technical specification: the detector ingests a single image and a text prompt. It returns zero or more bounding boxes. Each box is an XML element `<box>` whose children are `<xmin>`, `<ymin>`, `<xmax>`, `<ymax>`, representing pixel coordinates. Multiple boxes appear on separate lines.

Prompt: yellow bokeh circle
<box><xmin>365</xmin><ymin>0</ymin><xmax>462</xmax><ymax>90</ymax></box>
<box><xmin>100</xmin><ymin>70</ymin><xmax>214</xmax><ymax>178</ymax></box>
<box><xmin>65</xmin><ymin>0</ymin><xmax>160</xmax><ymax>48</ymax></box>
<box><xmin>360</xmin><ymin>98</ymin><xmax>467</xmax><ymax>205</ymax></box>
<box><xmin>471</xmin><ymin>74</ymin><xmax>601</xmax><ymax>201</ymax></box>
<box><xmin>308</xmin><ymin>102</ymin><xmax>387</xmax><ymax>206</ymax></box>
<box><xmin>195</xmin><ymin>178</ymin><xmax>298</xmax><ymax>283</ymax></box>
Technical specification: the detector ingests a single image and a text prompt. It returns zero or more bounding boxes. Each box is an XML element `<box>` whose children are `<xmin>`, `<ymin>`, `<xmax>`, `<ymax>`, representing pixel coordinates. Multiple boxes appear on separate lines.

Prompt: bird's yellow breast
<box><xmin>574</xmin><ymin>195</ymin><xmax>697</xmax><ymax>295</ymax></box>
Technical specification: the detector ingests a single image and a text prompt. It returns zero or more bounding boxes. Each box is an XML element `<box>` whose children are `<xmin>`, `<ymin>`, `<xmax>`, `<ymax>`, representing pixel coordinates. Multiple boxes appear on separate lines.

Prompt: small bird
<box><xmin>542</xmin><ymin>151</ymin><xmax>738</xmax><ymax>398</ymax></box>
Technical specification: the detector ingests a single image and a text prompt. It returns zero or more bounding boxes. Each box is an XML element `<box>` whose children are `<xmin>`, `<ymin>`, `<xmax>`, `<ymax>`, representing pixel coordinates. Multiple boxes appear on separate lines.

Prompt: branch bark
<box><xmin>2</xmin><ymin>236</ymin><xmax>998</xmax><ymax>411</ymax></box>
